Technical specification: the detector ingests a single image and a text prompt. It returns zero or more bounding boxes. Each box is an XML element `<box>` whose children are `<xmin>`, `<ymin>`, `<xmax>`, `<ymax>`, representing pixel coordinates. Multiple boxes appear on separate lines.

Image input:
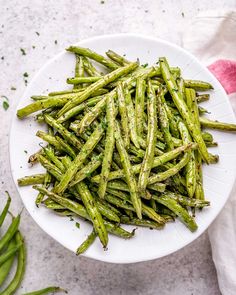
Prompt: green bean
<box><xmin>34</xmin><ymin>186</ymin><xmax>89</xmax><ymax>219</ymax></box>
<box><xmin>69</xmin><ymin>153</ymin><xmax>103</xmax><ymax>187</ymax></box>
<box><xmin>206</xmin><ymin>142</ymin><xmax>218</xmax><ymax>147</ymax></box>
<box><xmin>57</xmin><ymin>62</ymin><xmax>138</xmax><ymax>117</ymax></box>
<box><xmin>96</xmin><ymin>199</ymin><xmax>120</xmax><ymax>223</ymax></box>
<box><xmin>38</xmin><ymin>155</ymin><xmax>62</xmax><ymax>180</ymax></box>
<box><xmin>195</xmin><ymin>151</ymin><xmax>204</xmax><ymax>200</ymax></box>
<box><xmin>44</xmin><ymin>114</ymin><xmax>82</xmax><ymax>150</ymax></box>
<box><xmin>209</xmin><ymin>153</ymin><xmax>219</xmax><ymax>164</ymax></box>
<box><xmin>78</xmin><ymin>98</ymin><xmax>107</xmax><ymax>133</ymax></box>
<box><xmin>135</xmin><ymin>77</ymin><xmax>146</xmax><ymax>139</ymax></box>
<box><xmin>114</xmin><ymin>122</ymin><xmax>142</xmax><ymax>218</ymax></box>
<box><xmin>43</xmin><ymin>147</ymin><xmax>65</xmax><ymax>172</ymax></box>
<box><xmin>105</xmin><ymin>191</ymin><xmax>164</xmax><ymax>224</ymax></box>
<box><xmin>0</xmin><ymin>214</ymin><xmax>21</xmax><ymax>252</ymax></box>
<box><xmin>98</xmin><ymin>95</ymin><xmax>116</xmax><ymax>199</ymax></box>
<box><xmin>0</xmin><ymin>237</ymin><xmax>16</xmax><ymax>286</ymax></box>
<box><xmin>138</xmin><ymin>133</ymin><xmax>164</xmax><ymax>156</ymax></box>
<box><xmin>83</xmin><ymin>56</ymin><xmax>102</xmax><ymax>76</ymax></box>
<box><xmin>200</xmin><ymin>117</ymin><xmax>236</xmax><ymax>131</ymax></box>
<box><xmin>202</xmin><ymin>132</ymin><xmax>214</xmax><ymax>143</ymax></box>
<box><xmin>43</xmin><ymin>198</ymin><xmax>65</xmax><ymax>210</ymax></box>
<box><xmin>0</xmin><ymin>192</ymin><xmax>11</xmax><ymax>227</ymax></box>
<box><xmin>152</xmin><ymin>192</ymin><xmax>209</xmax><ymax>208</ymax></box>
<box><xmin>159</xmin><ymin>57</ymin><xmax>210</xmax><ymax>163</ymax></box>
<box><xmin>104</xmin><ymin>193</ymin><xmax>135</xmax><ymax>211</ymax></box>
<box><xmin>147</xmin><ymin>183</ymin><xmax>166</xmax><ymax>193</ymax></box>
<box><xmin>196</xmin><ymin>93</ymin><xmax>210</xmax><ymax>103</ymax></box>
<box><xmin>0</xmin><ymin>242</ymin><xmax>22</xmax><ymax>266</ymax></box>
<box><xmin>76</xmin><ymin>229</ymin><xmax>97</xmax><ymax>255</ymax></box>
<box><xmin>120</xmin><ymin>216</ymin><xmax>163</xmax><ymax>229</ymax></box>
<box><xmin>116</xmin><ymin>82</ymin><xmax>130</xmax><ymax>147</ymax></box>
<box><xmin>138</xmin><ymin>81</ymin><xmax>157</xmax><ymax>195</ymax></box>
<box><xmin>66</xmin><ymin>46</ymin><xmax>119</xmax><ymax>70</ymax></box>
<box><xmin>75</xmin><ymin>181</ymin><xmax>108</xmax><ymax>248</ymax></box>
<box><xmin>22</xmin><ymin>286</ymin><xmax>66</xmax><ymax>295</ymax></box>
<box><xmin>74</xmin><ymin>54</ymin><xmax>84</xmax><ymax>90</ymax></box>
<box><xmin>36</xmin><ymin>131</ymin><xmax>64</xmax><ymax>152</ymax></box>
<box><xmin>48</xmin><ymin>88</ymin><xmax>108</xmax><ymax>97</ymax></box>
<box><xmin>18</xmin><ymin>89</ymin><xmax>108</xmax><ymax>118</ymax></box>
<box><xmin>177</xmin><ymin>77</ymin><xmax>186</xmax><ymax>102</ymax></box>
<box><xmin>17</xmin><ymin>97</ymin><xmax>71</xmax><ymax>118</ymax></box>
<box><xmin>103</xmin><ymin>220</ymin><xmax>135</xmax><ymax>239</ymax></box>
<box><xmin>148</xmin><ymin>152</ymin><xmax>190</xmax><ymax>185</ymax></box>
<box><xmin>184</xmin><ymin>79</ymin><xmax>213</xmax><ymax>91</ymax></box>
<box><xmin>124</xmin><ymin>84</ymin><xmax>140</xmax><ymax>148</ymax></box>
<box><xmin>91</xmin><ymin>143</ymin><xmax>196</xmax><ymax>183</ymax></box>
<box><xmin>164</xmin><ymin>103</ymin><xmax>180</xmax><ymax>139</ymax></box>
<box><xmin>31</xmin><ymin>95</ymin><xmax>49</xmax><ymax>101</ymax></box>
<box><xmin>1</xmin><ymin>231</ymin><xmax>26</xmax><ymax>295</ymax></box>
<box><xmin>67</xmin><ymin>76</ymin><xmax>100</xmax><ymax>84</ymax></box>
<box><xmin>153</xmin><ymin>194</ymin><xmax>198</xmax><ymax>232</ymax></box>
<box><xmin>55</xmin><ymin>136</ymin><xmax>77</xmax><ymax>159</ymax></box>
<box><xmin>54</xmin><ymin>123</ymin><xmax>104</xmax><ymax>194</ymax></box>
<box><xmin>178</xmin><ymin>121</ymin><xmax>197</xmax><ymax>198</ymax></box>
<box><xmin>157</xmin><ymin>88</ymin><xmax>174</xmax><ymax>150</ymax></box>
<box><xmin>57</xmin><ymin>96</ymin><xmax>102</xmax><ymax>124</ymax></box>
<box><xmin>198</xmin><ymin>106</ymin><xmax>210</xmax><ymax>115</ymax></box>
<box><xmin>106</xmin><ymin>50</ymin><xmax>130</xmax><ymax>66</ymax></box>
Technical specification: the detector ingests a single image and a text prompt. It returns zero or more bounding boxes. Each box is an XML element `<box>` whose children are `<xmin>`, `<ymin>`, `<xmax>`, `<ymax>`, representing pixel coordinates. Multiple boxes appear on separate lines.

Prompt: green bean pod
<box><xmin>138</xmin><ymin>81</ymin><xmax>157</xmax><ymax>195</ymax></box>
<box><xmin>76</xmin><ymin>229</ymin><xmax>97</xmax><ymax>255</ymax></box>
<box><xmin>76</xmin><ymin>181</ymin><xmax>108</xmax><ymax>248</ymax></box>
<box><xmin>0</xmin><ymin>193</ymin><xmax>11</xmax><ymax>227</ymax></box>
<box><xmin>98</xmin><ymin>95</ymin><xmax>116</xmax><ymax>198</ymax></box>
<box><xmin>114</xmin><ymin>122</ymin><xmax>142</xmax><ymax>219</ymax></box>
<box><xmin>0</xmin><ymin>231</ymin><xmax>26</xmax><ymax>295</ymax></box>
<box><xmin>116</xmin><ymin>82</ymin><xmax>130</xmax><ymax>147</ymax></box>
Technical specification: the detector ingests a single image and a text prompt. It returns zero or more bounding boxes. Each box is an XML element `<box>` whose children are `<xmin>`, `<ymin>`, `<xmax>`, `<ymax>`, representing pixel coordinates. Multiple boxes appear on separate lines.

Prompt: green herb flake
<box><xmin>35</xmin><ymin>31</ymin><xmax>40</xmax><ymax>36</ymax></box>
<box><xmin>32</xmin><ymin>45</ymin><xmax>36</xmax><ymax>49</ymax></box>
<box><xmin>181</xmin><ymin>12</ymin><xmax>185</xmax><ymax>17</ymax></box>
<box><xmin>54</xmin><ymin>40</ymin><xmax>58</xmax><ymax>44</ymax></box>
<box><xmin>1</xmin><ymin>95</ymin><xmax>9</xmax><ymax>110</ymax></box>
<box><xmin>23</xmin><ymin>72</ymin><xmax>29</xmax><ymax>78</ymax></box>
<box><xmin>75</xmin><ymin>222</ymin><xmax>80</xmax><ymax>229</ymax></box>
<box><xmin>100</xmin><ymin>0</ymin><xmax>105</xmax><ymax>3</ymax></box>
<box><xmin>142</xmin><ymin>63</ymin><xmax>148</xmax><ymax>68</ymax></box>
<box><xmin>20</xmin><ymin>48</ymin><xmax>26</xmax><ymax>55</ymax></box>
<box><xmin>3</xmin><ymin>100</ymin><xmax>9</xmax><ymax>110</ymax></box>
<box><xmin>11</xmin><ymin>86</ymin><xmax>16</xmax><ymax>90</ymax></box>
<box><xmin>24</xmin><ymin>150</ymin><xmax>28</xmax><ymax>154</ymax></box>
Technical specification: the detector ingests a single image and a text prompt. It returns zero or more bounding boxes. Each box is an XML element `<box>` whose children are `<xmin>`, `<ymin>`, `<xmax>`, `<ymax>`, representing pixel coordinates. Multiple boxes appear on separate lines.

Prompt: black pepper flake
<box><xmin>20</xmin><ymin>48</ymin><xmax>26</xmax><ymax>55</ymax></box>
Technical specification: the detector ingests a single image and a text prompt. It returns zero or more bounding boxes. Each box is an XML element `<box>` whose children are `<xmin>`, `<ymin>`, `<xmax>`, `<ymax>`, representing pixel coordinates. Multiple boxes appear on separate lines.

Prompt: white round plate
<box><xmin>10</xmin><ymin>34</ymin><xmax>236</xmax><ymax>263</ymax></box>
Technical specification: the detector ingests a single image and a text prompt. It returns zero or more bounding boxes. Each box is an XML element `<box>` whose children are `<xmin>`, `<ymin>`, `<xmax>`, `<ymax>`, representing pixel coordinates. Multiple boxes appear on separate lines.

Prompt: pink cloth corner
<box><xmin>208</xmin><ymin>59</ymin><xmax>236</xmax><ymax>95</ymax></box>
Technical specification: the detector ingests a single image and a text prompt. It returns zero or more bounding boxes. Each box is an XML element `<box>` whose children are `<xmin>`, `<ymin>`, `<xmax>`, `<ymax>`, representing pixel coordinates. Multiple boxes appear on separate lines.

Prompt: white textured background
<box><xmin>1</xmin><ymin>1</ymin><xmax>235</xmax><ymax>294</ymax></box>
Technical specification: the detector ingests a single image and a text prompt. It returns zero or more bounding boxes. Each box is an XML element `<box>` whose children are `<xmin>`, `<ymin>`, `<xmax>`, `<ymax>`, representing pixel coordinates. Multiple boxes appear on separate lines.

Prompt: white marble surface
<box><xmin>1</xmin><ymin>0</ymin><xmax>235</xmax><ymax>294</ymax></box>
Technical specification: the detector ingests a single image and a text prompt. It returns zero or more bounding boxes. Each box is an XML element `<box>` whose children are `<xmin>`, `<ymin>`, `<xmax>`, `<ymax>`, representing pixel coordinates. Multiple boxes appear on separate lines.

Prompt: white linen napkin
<box><xmin>182</xmin><ymin>11</ymin><xmax>236</xmax><ymax>295</ymax></box>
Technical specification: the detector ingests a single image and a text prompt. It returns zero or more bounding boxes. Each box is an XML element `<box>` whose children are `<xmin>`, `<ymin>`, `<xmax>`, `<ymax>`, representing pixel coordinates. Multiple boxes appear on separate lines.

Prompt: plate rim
<box><xmin>9</xmin><ymin>33</ymin><xmax>236</xmax><ymax>264</ymax></box>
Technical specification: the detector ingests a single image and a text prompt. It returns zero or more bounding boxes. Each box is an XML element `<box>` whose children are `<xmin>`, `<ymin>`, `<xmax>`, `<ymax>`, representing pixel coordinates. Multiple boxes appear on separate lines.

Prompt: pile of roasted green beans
<box><xmin>0</xmin><ymin>194</ymin><xmax>65</xmax><ymax>295</ymax></box>
<box><xmin>17</xmin><ymin>46</ymin><xmax>236</xmax><ymax>254</ymax></box>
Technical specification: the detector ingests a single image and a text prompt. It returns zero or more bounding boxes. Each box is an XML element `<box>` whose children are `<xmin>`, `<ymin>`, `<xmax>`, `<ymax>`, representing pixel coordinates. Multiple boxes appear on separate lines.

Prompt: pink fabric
<box><xmin>208</xmin><ymin>59</ymin><xmax>236</xmax><ymax>94</ymax></box>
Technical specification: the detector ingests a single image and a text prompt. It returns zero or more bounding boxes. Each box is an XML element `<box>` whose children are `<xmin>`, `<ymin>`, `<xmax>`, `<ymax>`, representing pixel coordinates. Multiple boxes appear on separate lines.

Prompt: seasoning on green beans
<box><xmin>16</xmin><ymin>44</ymin><xmax>236</xmax><ymax>253</ymax></box>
